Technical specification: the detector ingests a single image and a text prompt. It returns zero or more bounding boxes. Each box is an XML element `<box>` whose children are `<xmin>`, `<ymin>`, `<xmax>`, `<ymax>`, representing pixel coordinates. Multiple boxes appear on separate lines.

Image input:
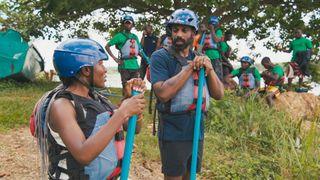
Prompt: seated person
<box><xmin>226</xmin><ymin>56</ymin><xmax>261</xmax><ymax>98</ymax></box>
<box><xmin>260</xmin><ymin>57</ymin><xmax>285</xmax><ymax>107</ymax></box>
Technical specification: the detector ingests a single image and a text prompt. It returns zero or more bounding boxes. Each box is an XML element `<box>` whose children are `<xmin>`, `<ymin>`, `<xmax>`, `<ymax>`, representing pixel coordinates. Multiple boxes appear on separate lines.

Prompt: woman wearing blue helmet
<box><xmin>33</xmin><ymin>39</ymin><xmax>146</xmax><ymax>179</ymax></box>
<box><xmin>226</xmin><ymin>55</ymin><xmax>261</xmax><ymax>97</ymax></box>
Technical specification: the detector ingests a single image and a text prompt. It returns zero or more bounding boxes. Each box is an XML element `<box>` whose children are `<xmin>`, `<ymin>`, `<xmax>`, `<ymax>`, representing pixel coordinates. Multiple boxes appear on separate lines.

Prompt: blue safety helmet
<box><xmin>208</xmin><ymin>16</ymin><xmax>220</xmax><ymax>25</ymax></box>
<box><xmin>122</xmin><ymin>15</ymin><xmax>134</xmax><ymax>24</ymax></box>
<box><xmin>240</xmin><ymin>56</ymin><xmax>254</xmax><ymax>65</ymax></box>
<box><xmin>167</xmin><ymin>8</ymin><xmax>198</xmax><ymax>31</ymax></box>
<box><xmin>53</xmin><ymin>39</ymin><xmax>108</xmax><ymax>78</ymax></box>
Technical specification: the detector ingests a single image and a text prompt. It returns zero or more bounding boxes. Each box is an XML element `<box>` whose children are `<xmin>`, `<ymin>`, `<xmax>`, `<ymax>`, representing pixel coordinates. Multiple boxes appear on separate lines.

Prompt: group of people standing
<box><xmin>31</xmin><ymin>7</ymin><xmax>314</xmax><ymax>180</ymax></box>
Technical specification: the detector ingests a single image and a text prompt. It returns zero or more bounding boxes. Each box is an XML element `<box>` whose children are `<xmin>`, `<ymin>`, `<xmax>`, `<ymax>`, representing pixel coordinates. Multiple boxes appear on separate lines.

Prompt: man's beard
<box><xmin>172</xmin><ymin>36</ymin><xmax>193</xmax><ymax>52</ymax></box>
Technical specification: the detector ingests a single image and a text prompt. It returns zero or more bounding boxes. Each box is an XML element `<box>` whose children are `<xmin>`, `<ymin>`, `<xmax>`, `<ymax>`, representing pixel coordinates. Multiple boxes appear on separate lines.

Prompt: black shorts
<box><xmin>118</xmin><ymin>69</ymin><xmax>140</xmax><ymax>86</ymax></box>
<box><xmin>139</xmin><ymin>58</ymin><xmax>149</xmax><ymax>80</ymax></box>
<box><xmin>159</xmin><ymin>140</ymin><xmax>203</xmax><ymax>176</ymax></box>
<box><xmin>211</xmin><ymin>58</ymin><xmax>223</xmax><ymax>81</ymax></box>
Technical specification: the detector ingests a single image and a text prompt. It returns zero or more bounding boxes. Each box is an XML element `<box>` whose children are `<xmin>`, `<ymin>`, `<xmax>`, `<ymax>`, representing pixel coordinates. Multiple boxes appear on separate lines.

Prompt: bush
<box><xmin>202</xmin><ymin>91</ymin><xmax>320</xmax><ymax>179</ymax></box>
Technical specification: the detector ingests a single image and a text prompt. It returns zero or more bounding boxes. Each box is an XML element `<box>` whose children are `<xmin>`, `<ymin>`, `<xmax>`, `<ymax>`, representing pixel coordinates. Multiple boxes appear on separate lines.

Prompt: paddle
<box><xmin>190</xmin><ymin>32</ymin><xmax>206</xmax><ymax>180</ymax></box>
<box><xmin>120</xmin><ymin>89</ymin><xmax>141</xmax><ymax>180</ymax></box>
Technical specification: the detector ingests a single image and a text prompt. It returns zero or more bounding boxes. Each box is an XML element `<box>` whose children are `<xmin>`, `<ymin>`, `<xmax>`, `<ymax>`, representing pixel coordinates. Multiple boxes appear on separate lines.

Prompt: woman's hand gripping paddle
<box><xmin>120</xmin><ymin>88</ymin><xmax>142</xmax><ymax>180</ymax></box>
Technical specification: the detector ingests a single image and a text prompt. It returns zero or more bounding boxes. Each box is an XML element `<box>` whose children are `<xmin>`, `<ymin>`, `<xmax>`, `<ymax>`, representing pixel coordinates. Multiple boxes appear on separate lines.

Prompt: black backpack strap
<box><xmin>72</xmin><ymin>95</ymin><xmax>87</xmax><ymax>129</ymax></box>
<box><xmin>55</xmin><ymin>91</ymin><xmax>87</xmax><ymax>132</ymax></box>
<box><xmin>163</xmin><ymin>46</ymin><xmax>191</xmax><ymax>74</ymax></box>
<box><xmin>160</xmin><ymin>35</ymin><xmax>166</xmax><ymax>45</ymax></box>
<box><xmin>152</xmin><ymin>98</ymin><xmax>158</xmax><ymax>136</ymax></box>
<box><xmin>93</xmin><ymin>91</ymin><xmax>116</xmax><ymax>112</ymax></box>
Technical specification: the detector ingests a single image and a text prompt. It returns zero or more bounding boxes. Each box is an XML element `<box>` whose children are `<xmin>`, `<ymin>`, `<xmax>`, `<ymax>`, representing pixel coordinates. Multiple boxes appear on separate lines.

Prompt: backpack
<box><xmin>30</xmin><ymin>84</ymin><xmax>65</xmax><ymax>138</ymax></box>
<box><xmin>29</xmin><ymin>85</ymin><xmax>124</xmax><ymax>179</ymax></box>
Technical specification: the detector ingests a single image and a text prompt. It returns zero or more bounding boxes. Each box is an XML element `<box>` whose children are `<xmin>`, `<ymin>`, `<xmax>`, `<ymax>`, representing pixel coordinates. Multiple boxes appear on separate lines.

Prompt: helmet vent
<box><xmin>98</xmin><ymin>48</ymin><xmax>104</xmax><ymax>53</ymax></box>
<box><xmin>188</xmin><ymin>18</ymin><xmax>194</xmax><ymax>22</ymax></box>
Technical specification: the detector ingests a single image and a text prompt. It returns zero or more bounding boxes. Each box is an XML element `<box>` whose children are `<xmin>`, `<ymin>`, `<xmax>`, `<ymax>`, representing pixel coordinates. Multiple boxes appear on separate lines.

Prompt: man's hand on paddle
<box><xmin>189</xmin><ymin>55</ymin><xmax>214</xmax><ymax>76</ymax></box>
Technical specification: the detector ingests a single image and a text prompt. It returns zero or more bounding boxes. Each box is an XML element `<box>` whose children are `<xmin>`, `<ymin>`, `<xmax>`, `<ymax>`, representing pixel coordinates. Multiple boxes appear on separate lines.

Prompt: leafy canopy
<box><xmin>1</xmin><ymin>0</ymin><xmax>319</xmax><ymax>50</ymax></box>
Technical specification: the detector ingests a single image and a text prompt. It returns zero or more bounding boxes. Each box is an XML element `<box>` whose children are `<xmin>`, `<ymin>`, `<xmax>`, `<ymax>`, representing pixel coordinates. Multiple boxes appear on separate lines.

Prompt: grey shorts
<box><xmin>118</xmin><ymin>68</ymin><xmax>140</xmax><ymax>86</ymax></box>
<box><xmin>159</xmin><ymin>140</ymin><xmax>203</xmax><ymax>176</ymax></box>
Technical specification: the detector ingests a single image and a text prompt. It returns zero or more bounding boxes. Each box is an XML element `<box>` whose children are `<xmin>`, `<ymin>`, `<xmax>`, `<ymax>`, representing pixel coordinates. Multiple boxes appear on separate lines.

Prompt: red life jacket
<box><xmin>186</xmin><ymin>71</ymin><xmax>207</xmax><ymax>111</ymax></box>
<box><xmin>118</xmin><ymin>32</ymin><xmax>139</xmax><ymax>59</ymax></box>
<box><xmin>107</xmin><ymin>125</ymin><xmax>125</xmax><ymax>180</ymax></box>
<box><xmin>203</xmin><ymin>32</ymin><xmax>218</xmax><ymax>50</ymax></box>
<box><xmin>238</xmin><ymin>68</ymin><xmax>256</xmax><ymax>89</ymax></box>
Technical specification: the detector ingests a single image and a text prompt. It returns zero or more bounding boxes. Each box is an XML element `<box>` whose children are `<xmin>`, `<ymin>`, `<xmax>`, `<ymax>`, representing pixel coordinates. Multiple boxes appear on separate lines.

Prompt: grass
<box><xmin>310</xmin><ymin>62</ymin><xmax>320</xmax><ymax>83</ymax></box>
<box><xmin>0</xmin><ymin>80</ymin><xmax>59</xmax><ymax>131</ymax></box>
<box><xmin>201</xmin><ymin>92</ymin><xmax>320</xmax><ymax>179</ymax></box>
<box><xmin>0</xmin><ymin>80</ymin><xmax>319</xmax><ymax>179</ymax></box>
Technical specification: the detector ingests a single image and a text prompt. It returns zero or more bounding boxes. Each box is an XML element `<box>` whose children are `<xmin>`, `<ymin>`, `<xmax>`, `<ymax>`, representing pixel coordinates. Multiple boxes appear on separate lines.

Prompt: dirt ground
<box><xmin>274</xmin><ymin>92</ymin><xmax>320</xmax><ymax>120</ymax></box>
<box><xmin>0</xmin><ymin>127</ymin><xmax>163</xmax><ymax>180</ymax></box>
<box><xmin>274</xmin><ymin>92</ymin><xmax>320</xmax><ymax>134</ymax></box>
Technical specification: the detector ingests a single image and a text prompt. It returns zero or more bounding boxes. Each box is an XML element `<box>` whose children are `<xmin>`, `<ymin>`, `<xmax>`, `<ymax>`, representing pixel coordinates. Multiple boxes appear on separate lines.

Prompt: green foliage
<box><xmin>309</xmin><ymin>63</ymin><xmax>320</xmax><ymax>83</ymax></box>
<box><xmin>201</xmin><ymin>91</ymin><xmax>320</xmax><ymax>179</ymax></box>
<box><xmin>1</xmin><ymin>0</ymin><xmax>319</xmax><ymax>46</ymax></box>
<box><xmin>294</xmin><ymin>119</ymin><xmax>320</xmax><ymax>179</ymax></box>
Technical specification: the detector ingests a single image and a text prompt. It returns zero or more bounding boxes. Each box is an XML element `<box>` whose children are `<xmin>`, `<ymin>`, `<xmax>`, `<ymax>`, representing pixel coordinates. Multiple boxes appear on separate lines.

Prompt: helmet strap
<box><xmin>89</xmin><ymin>66</ymin><xmax>95</xmax><ymax>89</ymax></box>
<box><xmin>75</xmin><ymin>67</ymin><xmax>97</xmax><ymax>99</ymax></box>
<box><xmin>88</xmin><ymin>67</ymin><xmax>99</xmax><ymax>100</ymax></box>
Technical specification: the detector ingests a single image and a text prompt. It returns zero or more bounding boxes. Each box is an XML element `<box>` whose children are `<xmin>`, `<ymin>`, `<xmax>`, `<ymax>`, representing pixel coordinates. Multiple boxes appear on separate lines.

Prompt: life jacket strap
<box><xmin>129</xmin><ymin>39</ymin><xmax>137</xmax><ymax>58</ymax></box>
<box><xmin>188</xmin><ymin>71</ymin><xmax>206</xmax><ymax>111</ymax></box>
<box><xmin>115</xmin><ymin>131</ymin><xmax>124</xmax><ymax>141</ymax></box>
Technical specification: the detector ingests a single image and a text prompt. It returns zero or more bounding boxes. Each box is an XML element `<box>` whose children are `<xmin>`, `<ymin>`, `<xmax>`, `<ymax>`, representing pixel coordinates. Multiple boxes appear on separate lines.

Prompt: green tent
<box><xmin>0</xmin><ymin>29</ymin><xmax>44</xmax><ymax>81</ymax></box>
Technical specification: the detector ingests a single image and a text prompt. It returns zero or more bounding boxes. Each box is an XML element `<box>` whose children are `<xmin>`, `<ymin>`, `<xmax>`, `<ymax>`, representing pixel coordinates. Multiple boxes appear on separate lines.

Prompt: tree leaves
<box><xmin>0</xmin><ymin>0</ymin><xmax>319</xmax><ymax>47</ymax></box>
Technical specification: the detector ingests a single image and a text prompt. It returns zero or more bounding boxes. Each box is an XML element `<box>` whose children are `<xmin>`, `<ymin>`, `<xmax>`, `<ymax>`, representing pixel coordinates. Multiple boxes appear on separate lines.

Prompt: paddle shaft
<box><xmin>190</xmin><ymin>32</ymin><xmax>207</xmax><ymax>180</ymax></box>
<box><xmin>120</xmin><ymin>90</ymin><xmax>140</xmax><ymax>180</ymax></box>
